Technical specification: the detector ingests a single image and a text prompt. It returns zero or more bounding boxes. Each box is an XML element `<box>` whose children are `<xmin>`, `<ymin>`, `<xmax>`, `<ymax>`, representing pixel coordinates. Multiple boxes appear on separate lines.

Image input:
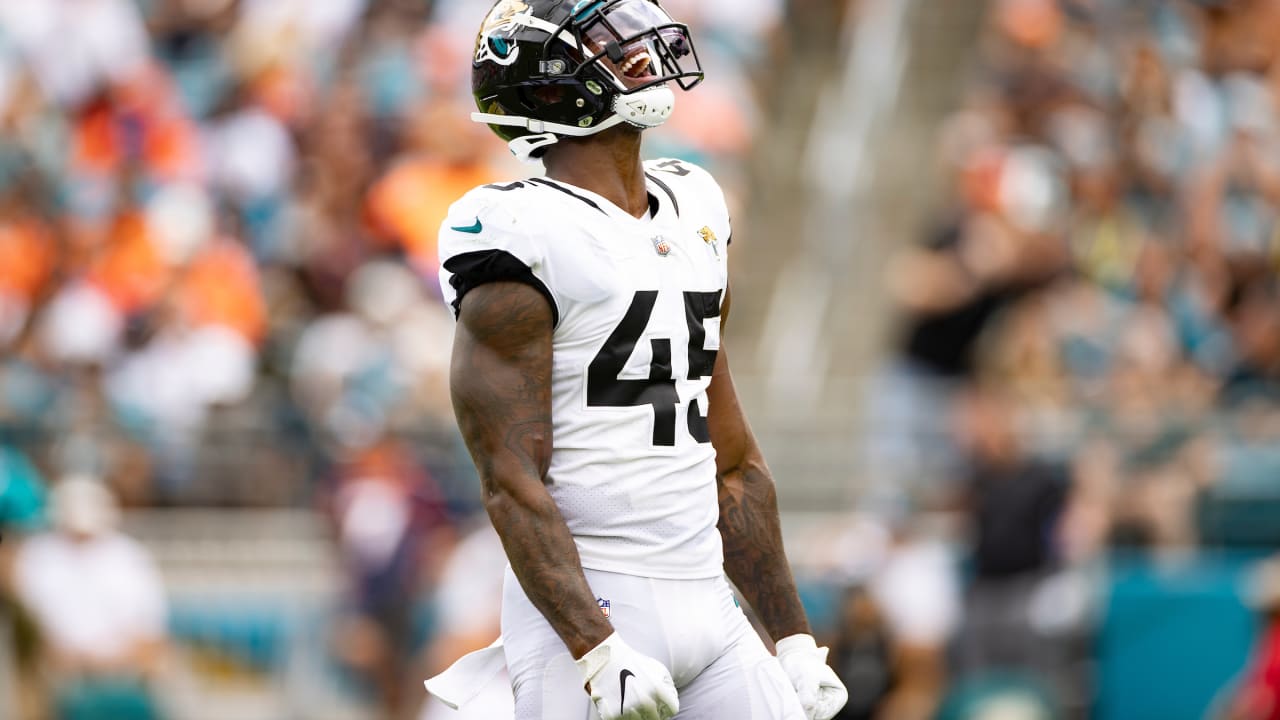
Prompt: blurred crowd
<box><xmin>886</xmin><ymin>0</ymin><xmax>1280</xmax><ymax>554</ymax></box>
<box><xmin>0</xmin><ymin>0</ymin><xmax>777</xmax><ymax>718</ymax></box>
<box><xmin>857</xmin><ymin>0</ymin><xmax>1280</xmax><ymax>718</ymax></box>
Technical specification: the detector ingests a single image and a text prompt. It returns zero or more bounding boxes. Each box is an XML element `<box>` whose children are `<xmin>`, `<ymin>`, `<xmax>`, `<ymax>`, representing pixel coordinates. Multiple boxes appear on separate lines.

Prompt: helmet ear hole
<box><xmin>516</xmin><ymin>87</ymin><xmax>540</xmax><ymax>112</ymax></box>
<box><xmin>517</xmin><ymin>85</ymin><xmax>569</xmax><ymax>113</ymax></box>
<box><xmin>531</xmin><ymin>86</ymin><xmax>565</xmax><ymax>105</ymax></box>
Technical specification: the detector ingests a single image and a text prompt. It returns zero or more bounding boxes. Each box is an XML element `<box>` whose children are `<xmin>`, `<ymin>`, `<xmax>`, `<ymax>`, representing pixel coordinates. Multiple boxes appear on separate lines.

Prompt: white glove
<box><xmin>575</xmin><ymin>632</ymin><xmax>679</xmax><ymax>720</ymax></box>
<box><xmin>775</xmin><ymin>634</ymin><xmax>848</xmax><ymax>720</ymax></box>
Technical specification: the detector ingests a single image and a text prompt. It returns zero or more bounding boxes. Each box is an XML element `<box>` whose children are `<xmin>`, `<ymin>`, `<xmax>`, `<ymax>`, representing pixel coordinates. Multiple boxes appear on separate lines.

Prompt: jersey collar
<box><xmin>531</xmin><ymin>176</ymin><xmax>675</xmax><ymax>224</ymax></box>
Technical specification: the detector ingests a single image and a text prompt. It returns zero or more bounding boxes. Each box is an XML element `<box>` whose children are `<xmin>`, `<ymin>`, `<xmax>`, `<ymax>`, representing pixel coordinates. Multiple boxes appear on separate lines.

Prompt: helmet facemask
<box><xmin>565</xmin><ymin>0</ymin><xmax>703</xmax><ymax>97</ymax></box>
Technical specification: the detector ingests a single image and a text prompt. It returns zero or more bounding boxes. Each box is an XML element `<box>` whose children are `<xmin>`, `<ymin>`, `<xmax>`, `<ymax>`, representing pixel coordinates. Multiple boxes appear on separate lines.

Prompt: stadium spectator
<box><xmin>868</xmin><ymin>531</ymin><xmax>960</xmax><ymax>720</ymax></box>
<box><xmin>417</xmin><ymin>521</ymin><xmax>512</xmax><ymax>720</ymax></box>
<box><xmin>825</xmin><ymin>586</ymin><xmax>893</xmax><ymax>720</ymax></box>
<box><xmin>1228</xmin><ymin>554</ymin><xmax>1280</xmax><ymax>720</ymax></box>
<box><xmin>0</xmin><ymin>445</ymin><xmax>47</xmax><ymax>720</ymax></box>
<box><xmin>329</xmin><ymin>438</ymin><xmax>452</xmax><ymax>718</ymax></box>
<box><xmin>11</xmin><ymin>475</ymin><xmax>167</xmax><ymax>720</ymax></box>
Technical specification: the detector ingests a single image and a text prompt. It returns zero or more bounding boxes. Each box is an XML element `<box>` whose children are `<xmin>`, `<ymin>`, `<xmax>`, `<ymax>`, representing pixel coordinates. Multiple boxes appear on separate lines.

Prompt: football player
<box><xmin>426</xmin><ymin>1</ymin><xmax>849</xmax><ymax>719</ymax></box>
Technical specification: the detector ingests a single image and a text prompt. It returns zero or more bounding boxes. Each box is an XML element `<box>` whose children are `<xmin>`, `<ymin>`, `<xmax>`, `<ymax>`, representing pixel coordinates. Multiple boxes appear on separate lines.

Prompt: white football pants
<box><xmin>501</xmin><ymin>566</ymin><xmax>807</xmax><ymax>720</ymax></box>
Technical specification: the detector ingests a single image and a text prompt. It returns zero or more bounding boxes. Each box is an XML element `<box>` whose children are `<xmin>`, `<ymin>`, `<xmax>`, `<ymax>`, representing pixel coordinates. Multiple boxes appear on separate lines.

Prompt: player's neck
<box><xmin>544</xmin><ymin>128</ymin><xmax>649</xmax><ymax>219</ymax></box>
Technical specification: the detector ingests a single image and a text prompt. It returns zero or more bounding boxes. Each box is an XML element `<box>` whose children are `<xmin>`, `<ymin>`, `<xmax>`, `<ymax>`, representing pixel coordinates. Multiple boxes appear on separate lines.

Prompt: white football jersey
<box><xmin>439</xmin><ymin>158</ymin><xmax>731</xmax><ymax>579</ymax></box>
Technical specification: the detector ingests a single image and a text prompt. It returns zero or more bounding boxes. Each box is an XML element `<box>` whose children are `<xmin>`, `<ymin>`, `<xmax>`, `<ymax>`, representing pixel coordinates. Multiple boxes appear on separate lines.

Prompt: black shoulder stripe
<box><xmin>527</xmin><ymin>178</ymin><xmax>606</xmax><ymax>215</ymax></box>
<box><xmin>444</xmin><ymin>249</ymin><xmax>560</xmax><ymax>328</ymax></box>
<box><xmin>484</xmin><ymin>181</ymin><xmax>526</xmax><ymax>191</ymax></box>
<box><xmin>644</xmin><ymin>173</ymin><xmax>680</xmax><ymax>217</ymax></box>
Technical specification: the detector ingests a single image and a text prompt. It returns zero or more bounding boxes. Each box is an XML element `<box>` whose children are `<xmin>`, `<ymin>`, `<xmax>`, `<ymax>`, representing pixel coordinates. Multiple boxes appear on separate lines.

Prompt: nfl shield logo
<box><xmin>597</xmin><ymin>598</ymin><xmax>611</xmax><ymax>618</ymax></box>
<box><xmin>652</xmin><ymin>236</ymin><xmax>671</xmax><ymax>256</ymax></box>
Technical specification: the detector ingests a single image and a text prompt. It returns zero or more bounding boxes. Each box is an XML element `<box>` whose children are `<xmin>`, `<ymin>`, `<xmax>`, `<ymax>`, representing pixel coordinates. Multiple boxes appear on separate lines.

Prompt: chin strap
<box><xmin>470</xmin><ymin>112</ymin><xmax>629</xmax><ymax>161</ymax></box>
<box><xmin>469</xmin><ymin>111</ymin><xmax>629</xmax><ymax>139</ymax></box>
<box><xmin>473</xmin><ymin>87</ymin><xmax>676</xmax><ymax>162</ymax></box>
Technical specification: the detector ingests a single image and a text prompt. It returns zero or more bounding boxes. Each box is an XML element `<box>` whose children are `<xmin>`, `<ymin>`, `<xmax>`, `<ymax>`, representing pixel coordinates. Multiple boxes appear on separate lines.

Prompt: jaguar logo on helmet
<box><xmin>475</xmin><ymin>0</ymin><xmax>529</xmax><ymax>66</ymax></box>
<box><xmin>476</xmin><ymin>30</ymin><xmax>521</xmax><ymax>66</ymax></box>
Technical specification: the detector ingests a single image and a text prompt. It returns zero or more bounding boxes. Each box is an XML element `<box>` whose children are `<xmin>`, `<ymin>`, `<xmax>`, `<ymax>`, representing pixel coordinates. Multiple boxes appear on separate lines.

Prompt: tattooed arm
<box><xmin>707</xmin><ymin>287</ymin><xmax>811</xmax><ymax>642</ymax></box>
<box><xmin>450</xmin><ymin>281</ymin><xmax>612</xmax><ymax>658</ymax></box>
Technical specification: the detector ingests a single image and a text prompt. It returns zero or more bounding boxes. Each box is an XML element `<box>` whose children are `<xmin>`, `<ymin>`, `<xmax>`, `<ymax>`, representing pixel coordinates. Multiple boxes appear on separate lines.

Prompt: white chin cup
<box><xmin>613</xmin><ymin>85</ymin><xmax>675</xmax><ymax>129</ymax></box>
<box><xmin>508</xmin><ymin>132</ymin><xmax>562</xmax><ymax>162</ymax></box>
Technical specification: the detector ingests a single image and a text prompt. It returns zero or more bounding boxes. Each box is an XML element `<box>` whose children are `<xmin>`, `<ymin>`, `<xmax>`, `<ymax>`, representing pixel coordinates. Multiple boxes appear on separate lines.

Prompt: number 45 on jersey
<box><xmin>587</xmin><ymin>290</ymin><xmax>721</xmax><ymax>447</ymax></box>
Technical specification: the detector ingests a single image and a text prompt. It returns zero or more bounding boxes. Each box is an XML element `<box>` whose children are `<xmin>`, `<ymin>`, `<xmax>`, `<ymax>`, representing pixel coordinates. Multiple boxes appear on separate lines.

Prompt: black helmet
<box><xmin>470</xmin><ymin>0</ymin><xmax>704</xmax><ymax>160</ymax></box>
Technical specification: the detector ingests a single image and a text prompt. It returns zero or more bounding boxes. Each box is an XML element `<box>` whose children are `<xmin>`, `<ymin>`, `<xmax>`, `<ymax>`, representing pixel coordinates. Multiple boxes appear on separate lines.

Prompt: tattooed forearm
<box><xmin>717</xmin><ymin>456</ymin><xmax>811</xmax><ymax>641</ymax></box>
<box><xmin>486</xmin><ymin>481</ymin><xmax>612</xmax><ymax>658</ymax></box>
<box><xmin>451</xmin><ymin>281</ymin><xmax>612</xmax><ymax>658</ymax></box>
<box><xmin>705</xmin><ymin>324</ymin><xmax>811</xmax><ymax>643</ymax></box>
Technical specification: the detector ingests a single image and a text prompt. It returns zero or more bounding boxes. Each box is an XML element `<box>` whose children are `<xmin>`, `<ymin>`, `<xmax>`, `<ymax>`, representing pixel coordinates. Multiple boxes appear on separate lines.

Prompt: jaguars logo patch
<box><xmin>476</xmin><ymin>0</ymin><xmax>528</xmax><ymax>66</ymax></box>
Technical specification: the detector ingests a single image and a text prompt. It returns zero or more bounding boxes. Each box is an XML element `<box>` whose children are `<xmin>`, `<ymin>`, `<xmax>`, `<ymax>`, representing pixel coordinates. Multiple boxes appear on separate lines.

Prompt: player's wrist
<box><xmin>774</xmin><ymin>633</ymin><xmax>820</xmax><ymax>656</ymax></box>
<box><xmin>573</xmin><ymin>631</ymin><xmax>622</xmax><ymax>681</ymax></box>
<box><xmin>568</xmin><ymin>624</ymin><xmax>617</xmax><ymax>660</ymax></box>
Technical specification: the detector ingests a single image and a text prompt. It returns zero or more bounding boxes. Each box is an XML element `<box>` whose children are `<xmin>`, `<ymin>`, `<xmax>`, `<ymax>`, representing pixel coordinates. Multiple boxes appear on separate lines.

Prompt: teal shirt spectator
<box><xmin>0</xmin><ymin>446</ymin><xmax>48</xmax><ymax>533</ymax></box>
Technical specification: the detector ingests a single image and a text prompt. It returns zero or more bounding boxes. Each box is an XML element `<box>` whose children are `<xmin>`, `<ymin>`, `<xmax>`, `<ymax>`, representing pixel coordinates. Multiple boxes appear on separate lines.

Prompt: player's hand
<box><xmin>775</xmin><ymin>634</ymin><xmax>848</xmax><ymax>720</ymax></box>
<box><xmin>574</xmin><ymin>632</ymin><xmax>679</xmax><ymax>720</ymax></box>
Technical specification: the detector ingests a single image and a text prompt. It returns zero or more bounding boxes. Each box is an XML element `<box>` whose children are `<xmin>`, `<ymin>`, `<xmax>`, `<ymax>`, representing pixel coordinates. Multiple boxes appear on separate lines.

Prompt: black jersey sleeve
<box><xmin>443</xmin><ymin>249</ymin><xmax>559</xmax><ymax>327</ymax></box>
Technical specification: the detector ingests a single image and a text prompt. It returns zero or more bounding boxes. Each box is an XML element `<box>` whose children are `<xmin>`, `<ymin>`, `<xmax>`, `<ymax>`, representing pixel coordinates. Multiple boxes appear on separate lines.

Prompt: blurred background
<box><xmin>0</xmin><ymin>0</ymin><xmax>1278</xmax><ymax>718</ymax></box>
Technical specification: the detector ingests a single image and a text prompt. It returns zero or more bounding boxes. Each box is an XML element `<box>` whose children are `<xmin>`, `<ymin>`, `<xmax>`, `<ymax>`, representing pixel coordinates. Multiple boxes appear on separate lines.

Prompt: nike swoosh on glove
<box><xmin>775</xmin><ymin>634</ymin><xmax>849</xmax><ymax>720</ymax></box>
<box><xmin>575</xmin><ymin>632</ymin><xmax>679</xmax><ymax>720</ymax></box>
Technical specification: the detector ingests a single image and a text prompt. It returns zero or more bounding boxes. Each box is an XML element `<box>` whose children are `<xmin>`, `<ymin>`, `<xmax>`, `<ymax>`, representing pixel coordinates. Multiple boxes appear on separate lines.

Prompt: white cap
<box><xmin>51</xmin><ymin>475</ymin><xmax>120</xmax><ymax>537</ymax></box>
